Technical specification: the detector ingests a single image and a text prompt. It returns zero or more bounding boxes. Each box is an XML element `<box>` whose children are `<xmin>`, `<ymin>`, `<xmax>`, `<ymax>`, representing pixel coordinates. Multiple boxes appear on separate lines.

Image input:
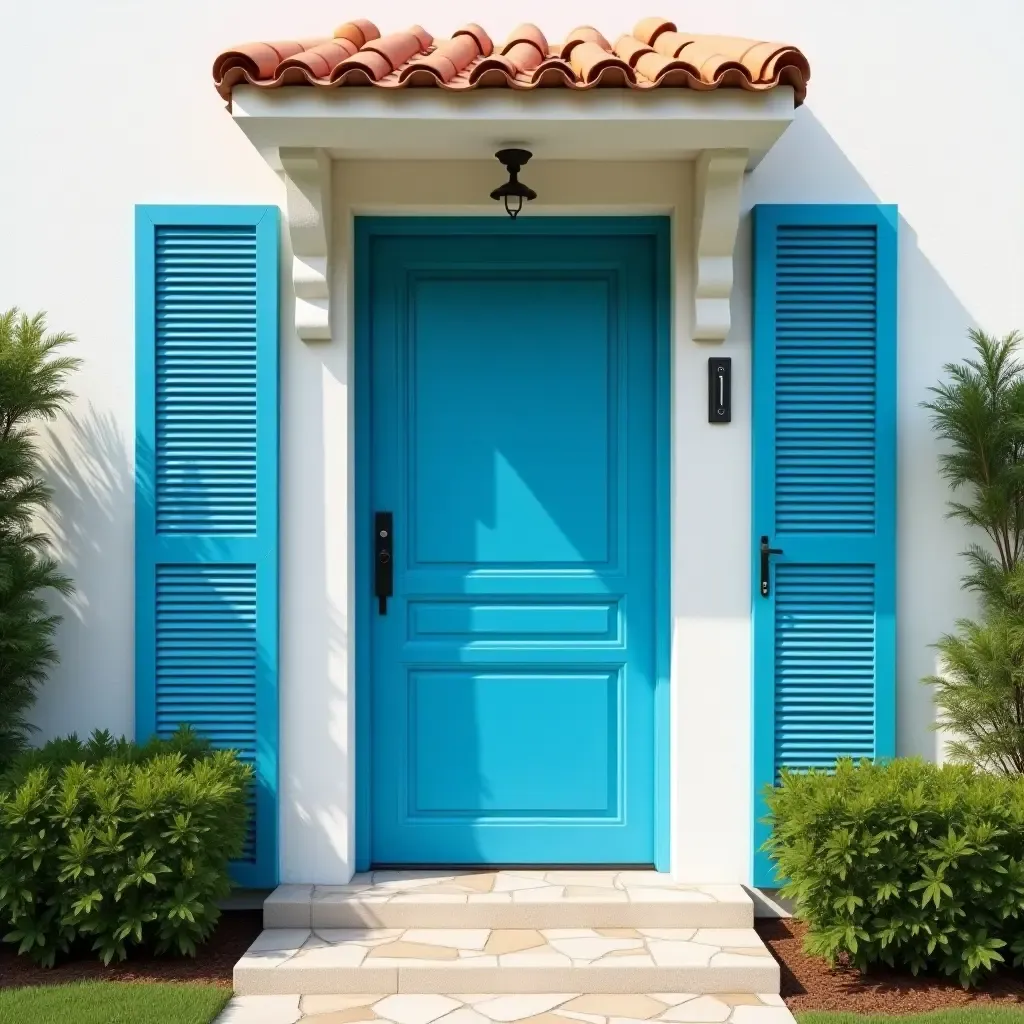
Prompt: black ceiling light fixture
<box><xmin>490</xmin><ymin>149</ymin><xmax>537</xmax><ymax>219</ymax></box>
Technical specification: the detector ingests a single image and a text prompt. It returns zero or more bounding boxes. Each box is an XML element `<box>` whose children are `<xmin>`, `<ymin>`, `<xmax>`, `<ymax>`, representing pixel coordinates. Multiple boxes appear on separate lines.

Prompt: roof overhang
<box><xmin>233</xmin><ymin>85</ymin><xmax>796</xmax><ymax>345</ymax></box>
<box><xmin>232</xmin><ymin>83</ymin><xmax>795</xmax><ymax>165</ymax></box>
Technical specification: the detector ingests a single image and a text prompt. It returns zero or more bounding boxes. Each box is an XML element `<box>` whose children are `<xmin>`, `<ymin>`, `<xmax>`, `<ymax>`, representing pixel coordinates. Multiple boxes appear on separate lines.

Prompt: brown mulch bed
<box><xmin>0</xmin><ymin>909</ymin><xmax>262</xmax><ymax>990</ymax></box>
<box><xmin>757</xmin><ymin>917</ymin><xmax>1024</xmax><ymax>1015</ymax></box>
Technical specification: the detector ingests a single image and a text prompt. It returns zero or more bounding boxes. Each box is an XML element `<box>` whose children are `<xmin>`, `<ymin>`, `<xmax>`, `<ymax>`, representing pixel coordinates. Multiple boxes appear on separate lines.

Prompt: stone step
<box><xmin>265</xmin><ymin>873</ymin><xmax>753</xmax><ymax>931</ymax></box>
<box><xmin>233</xmin><ymin>927</ymin><xmax>780</xmax><ymax>997</ymax></box>
<box><xmin>216</xmin><ymin>992</ymin><xmax>795</xmax><ymax>1024</ymax></box>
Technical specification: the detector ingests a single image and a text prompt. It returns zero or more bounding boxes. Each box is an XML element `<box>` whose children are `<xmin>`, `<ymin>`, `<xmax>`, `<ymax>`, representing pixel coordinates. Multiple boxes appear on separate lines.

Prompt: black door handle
<box><xmin>760</xmin><ymin>535</ymin><xmax>784</xmax><ymax>598</ymax></box>
<box><xmin>375</xmin><ymin>512</ymin><xmax>393</xmax><ymax>614</ymax></box>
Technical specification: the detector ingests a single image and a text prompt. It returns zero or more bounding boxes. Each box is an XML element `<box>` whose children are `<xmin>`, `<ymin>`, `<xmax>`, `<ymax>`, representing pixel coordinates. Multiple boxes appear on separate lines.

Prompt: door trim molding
<box><xmin>354</xmin><ymin>216</ymin><xmax>671</xmax><ymax>871</ymax></box>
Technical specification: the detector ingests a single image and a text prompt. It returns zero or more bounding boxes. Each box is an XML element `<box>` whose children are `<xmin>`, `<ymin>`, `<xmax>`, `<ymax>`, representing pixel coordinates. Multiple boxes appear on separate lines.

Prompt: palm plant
<box><xmin>923</xmin><ymin>328</ymin><xmax>1024</xmax><ymax>609</ymax></box>
<box><xmin>0</xmin><ymin>309</ymin><xmax>79</xmax><ymax>762</ymax></box>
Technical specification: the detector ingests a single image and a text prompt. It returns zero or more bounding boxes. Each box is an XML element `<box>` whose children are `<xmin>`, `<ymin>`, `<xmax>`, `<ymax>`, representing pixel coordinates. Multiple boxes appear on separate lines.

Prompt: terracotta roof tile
<box><xmin>213</xmin><ymin>16</ymin><xmax>809</xmax><ymax>105</ymax></box>
<box><xmin>334</xmin><ymin>20</ymin><xmax>380</xmax><ymax>48</ymax></box>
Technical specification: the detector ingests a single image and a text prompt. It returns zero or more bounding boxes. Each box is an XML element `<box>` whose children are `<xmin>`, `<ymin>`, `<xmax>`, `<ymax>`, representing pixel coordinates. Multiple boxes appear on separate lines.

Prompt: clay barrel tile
<box><xmin>362</xmin><ymin>29</ymin><xmax>430</xmax><ymax>72</ymax></box>
<box><xmin>214</xmin><ymin>68</ymin><xmax>250</xmax><ymax>99</ymax></box>
<box><xmin>213</xmin><ymin>40</ymin><xmax>312</xmax><ymax>82</ymax></box>
<box><xmin>705</xmin><ymin>63</ymin><xmax>749</xmax><ymax>88</ymax></box>
<box><xmin>277</xmin><ymin>39</ymin><xmax>359</xmax><ymax>79</ymax></box>
<box><xmin>399</xmin><ymin>33</ymin><xmax>482</xmax><ymax>84</ymax></box>
<box><xmin>330</xmin><ymin>48</ymin><xmax>394</xmax><ymax>83</ymax></box>
<box><xmin>760</xmin><ymin>44</ymin><xmax>811</xmax><ymax>83</ymax></box>
<box><xmin>569</xmin><ymin>40</ymin><xmax>635</xmax><ymax>86</ymax></box>
<box><xmin>588</xmin><ymin>62</ymin><xmax>638</xmax><ymax>87</ymax></box>
<box><xmin>650</xmin><ymin>30</ymin><xmax>699</xmax><ymax>59</ymax></box>
<box><xmin>502</xmin><ymin>41</ymin><xmax>546</xmax><ymax>74</ymax></box>
<box><xmin>614</xmin><ymin>34</ymin><xmax>656</xmax><ymax>67</ymax></box>
<box><xmin>681</xmin><ymin>34</ymin><xmax>789</xmax><ymax>80</ymax></box>
<box><xmin>271</xmin><ymin>66</ymin><xmax>317</xmax><ymax>87</ymax></box>
<box><xmin>529</xmin><ymin>58</ymin><xmax>576</xmax><ymax>87</ymax></box>
<box><xmin>768</xmin><ymin>61</ymin><xmax>809</xmax><ymax>103</ymax></box>
<box><xmin>468</xmin><ymin>53</ymin><xmax>518</xmax><ymax>85</ymax></box>
<box><xmin>409</xmin><ymin>24</ymin><xmax>435</xmax><ymax>49</ymax></box>
<box><xmin>212</xmin><ymin>16</ymin><xmax>808</xmax><ymax>102</ymax></box>
<box><xmin>675</xmin><ymin>39</ymin><xmax>752</xmax><ymax>83</ymax></box>
<box><xmin>560</xmin><ymin>26</ymin><xmax>612</xmax><ymax>60</ymax></box>
<box><xmin>640</xmin><ymin>64</ymin><xmax>701</xmax><ymax>88</ymax></box>
<box><xmin>334</xmin><ymin>19</ymin><xmax>380</xmax><ymax>47</ymax></box>
<box><xmin>502</xmin><ymin>24</ymin><xmax>548</xmax><ymax>59</ymax></box>
<box><xmin>213</xmin><ymin>42</ymin><xmax>274</xmax><ymax>83</ymax></box>
<box><xmin>436</xmin><ymin>33</ymin><xmax>481</xmax><ymax>68</ymax></box>
<box><xmin>631</xmin><ymin>17</ymin><xmax>676</xmax><ymax>46</ymax></box>
<box><xmin>722</xmin><ymin>38</ymin><xmax>778</xmax><ymax>80</ymax></box>
<box><xmin>454</xmin><ymin>23</ymin><xmax>494</xmax><ymax>56</ymax></box>
<box><xmin>634</xmin><ymin>50</ymin><xmax>700</xmax><ymax>83</ymax></box>
<box><xmin>401</xmin><ymin>52</ymin><xmax>459</xmax><ymax>84</ymax></box>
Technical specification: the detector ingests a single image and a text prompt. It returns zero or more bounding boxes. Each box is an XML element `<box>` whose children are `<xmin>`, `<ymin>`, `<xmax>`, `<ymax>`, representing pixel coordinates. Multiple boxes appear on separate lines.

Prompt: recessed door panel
<box><xmin>410</xmin><ymin>276</ymin><xmax>614</xmax><ymax>567</ymax></box>
<box><xmin>410</xmin><ymin>670</ymin><xmax>619</xmax><ymax>815</ymax></box>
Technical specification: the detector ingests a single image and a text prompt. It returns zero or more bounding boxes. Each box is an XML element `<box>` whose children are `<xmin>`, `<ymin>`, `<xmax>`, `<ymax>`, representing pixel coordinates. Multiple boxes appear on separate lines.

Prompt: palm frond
<box><xmin>0</xmin><ymin>308</ymin><xmax>80</xmax><ymax>761</ymax></box>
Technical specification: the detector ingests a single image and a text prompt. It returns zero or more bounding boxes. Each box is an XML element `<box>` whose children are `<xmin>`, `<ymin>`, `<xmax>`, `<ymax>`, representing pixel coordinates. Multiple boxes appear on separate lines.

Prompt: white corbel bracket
<box><xmin>279</xmin><ymin>147</ymin><xmax>332</xmax><ymax>343</ymax></box>
<box><xmin>693</xmin><ymin>149</ymin><xmax>748</xmax><ymax>342</ymax></box>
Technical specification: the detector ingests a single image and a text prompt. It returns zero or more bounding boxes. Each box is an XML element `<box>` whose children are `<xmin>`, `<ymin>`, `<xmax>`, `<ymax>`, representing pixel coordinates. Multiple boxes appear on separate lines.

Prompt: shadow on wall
<box><xmin>44</xmin><ymin>409</ymin><xmax>278</xmax><ymax>874</ymax></box>
<box><xmin>277</xmin><ymin>248</ymin><xmax>356</xmax><ymax>878</ymax></box>
<box><xmin>737</xmin><ymin>106</ymin><xmax>982</xmax><ymax>763</ymax></box>
<box><xmin>35</xmin><ymin>407</ymin><xmax>134</xmax><ymax>740</ymax></box>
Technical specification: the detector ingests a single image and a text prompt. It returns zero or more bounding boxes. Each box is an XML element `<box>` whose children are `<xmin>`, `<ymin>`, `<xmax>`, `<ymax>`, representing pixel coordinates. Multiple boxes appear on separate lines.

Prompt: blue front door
<box><xmin>359</xmin><ymin>218</ymin><xmax>667</xmax><ymax>866</ymax></box>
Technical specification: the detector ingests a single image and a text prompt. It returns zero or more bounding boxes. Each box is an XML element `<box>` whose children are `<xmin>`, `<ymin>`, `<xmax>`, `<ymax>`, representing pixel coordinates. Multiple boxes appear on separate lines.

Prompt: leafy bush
<box><xmin>0</xmin><ymin>308</ymin><xmax>80</xmax><ymax>764</ymax></box>
<box><xmin>2</xmin><ymin>726</ymin><xmax>216</xmax><ymax>785</ymax></box>
<box><xmin>765</xmin><ymin>757</ymin><xmax>1024</xmax><ymax>987</ymax></box>
<box><xmin>0</xmin><ymin>726</ymin><xmax>251</xmax><ymax>966</ymax></box>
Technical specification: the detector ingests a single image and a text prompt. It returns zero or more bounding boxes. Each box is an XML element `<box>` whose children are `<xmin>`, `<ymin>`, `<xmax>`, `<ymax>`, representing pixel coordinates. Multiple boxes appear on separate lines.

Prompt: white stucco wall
<box><xmin>2</xmin><ymin>0</ymin><xmax>1022</xmax><ymax>883</ymax></box>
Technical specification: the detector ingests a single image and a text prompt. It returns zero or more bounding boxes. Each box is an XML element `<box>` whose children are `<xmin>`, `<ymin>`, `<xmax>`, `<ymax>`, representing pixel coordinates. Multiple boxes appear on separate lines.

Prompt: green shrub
<box><xmin>764</xmin><ymin>757</ymin><xmax>1024</xmax><ymax>987</ymax></box>
<box><xmin>1</xmin><ymin>726</ymin><xmax>216</xmax><ymax>786</ymax></box>
<box><xmin>0</xmin><ymin>726</ymin><xmax>252</xmax><ymax>966</ymax></box>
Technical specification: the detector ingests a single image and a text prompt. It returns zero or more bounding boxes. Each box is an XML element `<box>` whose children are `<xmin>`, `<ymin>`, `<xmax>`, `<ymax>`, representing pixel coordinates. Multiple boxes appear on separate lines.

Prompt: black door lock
<box><xmin>375</xmin><ymin>511</ymin><xmax>393</xmax><ymax>614</ymax></box>
<box><xmin>759</xmin><ymin>535</ymin><xmax>783</xmax><ymax>598</ymax></box>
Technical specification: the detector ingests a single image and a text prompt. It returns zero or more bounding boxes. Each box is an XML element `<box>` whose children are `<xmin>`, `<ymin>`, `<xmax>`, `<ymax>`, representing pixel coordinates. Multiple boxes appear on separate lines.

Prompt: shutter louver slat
<box><xmin>156</xmin><ymin>225</ymin><xmax>259</xmax><ymax>536</ymax></box>
<box><xmin>773</xmin><ymin>563</ymin><xmax>875</xmax><ymax>777</ymax></box>
<box><xmin>774</xmin><ymin>224</ymin><xmax>877</xmax><ymax>535</ymax></box>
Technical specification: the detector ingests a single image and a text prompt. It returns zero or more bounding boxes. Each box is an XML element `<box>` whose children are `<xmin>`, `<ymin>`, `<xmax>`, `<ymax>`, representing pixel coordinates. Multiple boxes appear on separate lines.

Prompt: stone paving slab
<box><xmin>214</xmin><ymin>991</ymin><xmax>794</xmax><ymax>1024</ymax></box>
<box><xmin>265</xmin><ymin>873</ymin><xmax>753</xmax><ymax>930</ymax></box>
<box><xmin>233</xmin><ymin>927</ymin><xmax>778</xmax><ymax>996</ymax></box>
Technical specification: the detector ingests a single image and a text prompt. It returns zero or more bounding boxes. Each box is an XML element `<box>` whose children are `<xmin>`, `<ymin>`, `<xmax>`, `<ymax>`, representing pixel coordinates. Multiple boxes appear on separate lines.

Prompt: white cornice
<box><xmin>279</xmin><ymin>147</ymin><xmax>332</xmax><ymax>343</ymax></box>
<box><xmin>693</xmin><ymin>149</ymin><xmax>747</xmax><ymax>343</ymax></box>
<box><xmin>235</xmin><ymin>87</ymin><xmax>794</xmax><ymax>165</ymax></box>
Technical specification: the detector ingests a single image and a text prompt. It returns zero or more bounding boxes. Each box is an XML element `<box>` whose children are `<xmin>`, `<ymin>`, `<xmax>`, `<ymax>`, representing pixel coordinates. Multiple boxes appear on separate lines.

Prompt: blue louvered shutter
<box><xmin>751</xmin><ymin>204</ymin><xmax>897</xmax><ymax>886</ymax></box>
<box><xmin>135</xmin><ymin>206</ymin><xmax>279</xmax><ymax>887</ymax></box>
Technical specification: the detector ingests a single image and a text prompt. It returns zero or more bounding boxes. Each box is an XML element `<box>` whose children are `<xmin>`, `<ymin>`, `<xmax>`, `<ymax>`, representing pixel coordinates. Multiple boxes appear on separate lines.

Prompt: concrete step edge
<box><xmin>215</xmin><ymin>992</ymin><xmax>795</xmax><ymax>1024</ymax></box>
<box><xmin>233</xmin><ymin>926</ymin><xmax>779</xmax><ymax>997</ymax></box>
<box><xmin>264</xmin><ymin>885</ymin><xmax>755</xmax><ymax>931</ymax></box>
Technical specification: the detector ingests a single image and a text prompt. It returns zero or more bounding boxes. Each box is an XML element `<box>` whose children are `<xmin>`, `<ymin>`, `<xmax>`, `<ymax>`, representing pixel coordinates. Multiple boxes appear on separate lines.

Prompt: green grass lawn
<box><xmin>798</xmin><ymin>1011</ymin><xmax>1024</xmax><ymax>1024</ymax></box>
<box><xmin>0</xmin><ymin>981</ymin><xmax>231</xmax><ymax>1024</ymax></box>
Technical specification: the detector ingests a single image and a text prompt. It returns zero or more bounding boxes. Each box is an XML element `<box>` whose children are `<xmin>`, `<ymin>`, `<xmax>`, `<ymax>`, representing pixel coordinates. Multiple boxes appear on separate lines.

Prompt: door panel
<box><xmin>362</xmin><ymin>222</ymin><xmax>665</xmax><ymax>866</ymax></box>
<box><xmin>410</xmin><ymin>670</ymin><xmax>618</xmax><ymax>814</ymax></box>
<box><xmin>410</xmin><ymin>276</ymin><xmax>614</xmax><ymax>566</ymax></box>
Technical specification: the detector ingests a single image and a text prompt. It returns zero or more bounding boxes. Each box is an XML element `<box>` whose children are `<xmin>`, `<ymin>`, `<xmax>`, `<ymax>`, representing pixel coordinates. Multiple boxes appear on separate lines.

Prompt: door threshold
<box><xmin>369</xmin><ymin>863</ymin><xmax>658</xmax><ymax>871</ymax></box>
